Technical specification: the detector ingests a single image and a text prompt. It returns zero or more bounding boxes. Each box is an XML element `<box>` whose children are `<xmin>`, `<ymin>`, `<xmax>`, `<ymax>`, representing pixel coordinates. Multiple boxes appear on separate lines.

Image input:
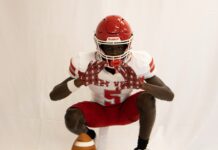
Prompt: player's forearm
<box><xmin>49</xmin><ymin>77</ymin><xmax>82</xmax><ymax>101</ymax></box>
<box><xmin>141</xmin><ymin>83</ymin><xmax>174</xmax><ymax>101</ymax></box>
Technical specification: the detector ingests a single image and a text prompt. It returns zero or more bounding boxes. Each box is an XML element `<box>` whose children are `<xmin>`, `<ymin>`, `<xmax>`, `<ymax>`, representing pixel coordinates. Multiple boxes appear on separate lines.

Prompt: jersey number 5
<box><xmin>104</xmin><ymin>89</ymin><xmax>121</xmax><ymax>106</ymax></box>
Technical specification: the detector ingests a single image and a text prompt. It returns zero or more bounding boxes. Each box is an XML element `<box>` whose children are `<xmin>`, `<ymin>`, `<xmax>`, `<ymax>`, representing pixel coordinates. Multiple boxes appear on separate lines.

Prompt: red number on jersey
<box><xmin>104</xmin><ymin>89</ymin><xmax>121</xmax><ymax>106</ymax></box>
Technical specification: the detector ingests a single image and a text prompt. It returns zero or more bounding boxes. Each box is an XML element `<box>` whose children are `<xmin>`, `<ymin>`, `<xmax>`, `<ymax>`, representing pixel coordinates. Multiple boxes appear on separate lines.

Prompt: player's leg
<box><xmin>65</xmin><ymin>101</ymin><xmax>106</xmax><ymax>150</ymax></box>
<box><xmin>118</xmin><ymin>91</ymin><xmax>155</xmax><ymax>149</ymax></box>
<box><xmin>65</xmin><ymin>101</ymin><xmax>115</xmax><ymax>139</ymax></box>
<box><xmin>136</xmin><ymin>92</ymin><xmax>156</xmax><ymax>150</ymax></box>
<box><xmin>65</xmin><ymin>108</ymin><xmax>87</xmax><ymax>134</ymax></box>
<box><xmin>65</xmin><ymin>106</ymin><xmax>96</xmax><ymax>139</ymax></box>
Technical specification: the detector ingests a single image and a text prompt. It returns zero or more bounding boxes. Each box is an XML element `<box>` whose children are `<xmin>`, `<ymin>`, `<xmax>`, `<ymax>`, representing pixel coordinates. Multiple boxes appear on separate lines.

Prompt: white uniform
<box><xmin>69</xmin><ymin>51</ymin><xmax>155</xmax><ymax>106</ymax></box>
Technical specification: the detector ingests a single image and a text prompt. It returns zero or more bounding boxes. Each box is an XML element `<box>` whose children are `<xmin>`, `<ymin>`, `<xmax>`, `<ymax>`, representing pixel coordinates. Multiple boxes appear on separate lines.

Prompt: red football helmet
<box><xmin>94</xmin><ymin>15</ymin><xmax>133</xmax><ymax>68</ymax></box>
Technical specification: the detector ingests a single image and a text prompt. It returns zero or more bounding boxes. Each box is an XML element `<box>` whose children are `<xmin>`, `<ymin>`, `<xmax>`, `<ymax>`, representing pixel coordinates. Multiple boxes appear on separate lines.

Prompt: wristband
<box><xmin>67</xmin><ymin>80</ymin><xmax>79</xmax><ymax>93</ymax></box>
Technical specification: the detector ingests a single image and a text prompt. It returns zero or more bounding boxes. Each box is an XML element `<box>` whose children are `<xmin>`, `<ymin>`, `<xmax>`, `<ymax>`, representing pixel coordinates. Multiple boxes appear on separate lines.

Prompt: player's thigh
<box><xmin>70</xmin><ymin>101</ymin><xmax>109</xmax><ymax>127</ymax></box>
<box><xmin>120</xmin><ymin>91</ymin><xmax>144</xmax><ymax>123</ymax></box>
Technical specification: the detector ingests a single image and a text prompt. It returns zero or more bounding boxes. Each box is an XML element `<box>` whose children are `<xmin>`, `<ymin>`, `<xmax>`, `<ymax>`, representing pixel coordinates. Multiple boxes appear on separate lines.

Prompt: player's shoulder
<box><xmin>128</xmin><ymin>50</ymin><xmax>155</xmax><ymax>77</ymax></box>
<box><xmin>70</xmin><ymin>51</ymin><xmax>96</xmax><ymax>72</ymax></box>
<box><xmin>131</xmin><ymin>50</ymin><xmax>153</xmax><ymax>63</ymax></box>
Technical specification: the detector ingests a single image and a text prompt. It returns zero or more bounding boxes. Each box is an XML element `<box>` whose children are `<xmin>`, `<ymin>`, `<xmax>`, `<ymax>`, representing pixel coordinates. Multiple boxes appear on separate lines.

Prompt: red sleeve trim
<box><xmin>150</xmin><ymin>64</ymin><xmax>155</xmax><ymax>73</ymax></box>
<box><xmin>69</xmin><ymin>59</ymin><xmax>76</xmax><ymax>76</ymax></box>
<box><xmin>69</xmin><ymin>66</ymin><xmax>75</xmax><ymax>76</ymax></box>
<box><xmin>149</xmin><ymin>58</ymin><xmax>154</xmax><ymax>68</ymax></box>
<box><xmin>70</xmin><ymin>59</ymin><xmax>76</xmax><ymax>71</ymax></box>
<box><xmin>149</xmin><ymin>58</ymin><xmax>155</xmax><ymax>73</ymax></box>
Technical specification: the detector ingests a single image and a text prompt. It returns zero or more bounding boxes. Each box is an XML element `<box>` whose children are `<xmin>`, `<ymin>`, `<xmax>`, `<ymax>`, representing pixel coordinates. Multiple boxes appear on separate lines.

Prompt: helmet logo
<box><xmin>107</xmin><ymin>37</ymin><xmax>121</xmax><ymax>42</ymax></box>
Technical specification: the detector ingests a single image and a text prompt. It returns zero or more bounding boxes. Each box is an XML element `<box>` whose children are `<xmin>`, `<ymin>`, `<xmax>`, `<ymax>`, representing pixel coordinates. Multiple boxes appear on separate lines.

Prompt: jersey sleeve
<box><xmin>128</xmin><ymin>51</ymin><xmax>156</xmax><ymax>79</ymax></box>
<box><xmin>144</xmin><ymin>56</ymin><xmax>156</xmax><ymax>79</ymax></box>
<box><xmin>68</xmin><ymin>52</ymin><xmax>96</xmax><ymax>78</ymax></box>
<box><xmin>68</xmin><ymin>55</ymin><xmax>80</xmax><ymax>78</ymax></box>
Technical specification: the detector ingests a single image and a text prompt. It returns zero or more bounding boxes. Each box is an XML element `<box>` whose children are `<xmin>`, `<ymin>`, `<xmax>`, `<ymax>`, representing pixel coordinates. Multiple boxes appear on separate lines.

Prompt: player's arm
<box><xmin>141</xmin><ymin>75</ymin><xmax>174</xmax><ymax>101</ymax></box>
<box><xmin>49</xmin><ymin>77</ymin><xmax>83</xmax><ymax>101</ymax></box>
<box><xmin>49</xmin><ymin>58</ymin><xmax>106</xmax><ymax>101</ymax></box>
<box><xmin>49</xmin><ymin>56</ymin><xmax>84</xmax><ymax>101</ymax></box>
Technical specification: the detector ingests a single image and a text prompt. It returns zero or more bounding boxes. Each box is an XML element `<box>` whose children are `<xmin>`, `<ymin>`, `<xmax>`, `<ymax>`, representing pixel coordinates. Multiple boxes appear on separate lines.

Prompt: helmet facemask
<box><xmin>95</xmin><ymin>36</ymin><xmax>133</xmax><ymax>68</ymax></box>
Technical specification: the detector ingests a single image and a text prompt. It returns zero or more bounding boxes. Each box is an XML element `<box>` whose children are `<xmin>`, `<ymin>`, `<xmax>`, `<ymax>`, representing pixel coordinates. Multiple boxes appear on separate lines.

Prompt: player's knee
<box><xmin>64</xmin><ymin>108</ymin><xmax>85</xmax><ymax>134</ymax></box>
<box><xmin>137</xmin><ymin>92</ymin><xmax>156</xmax><ymax>111</ymax></box>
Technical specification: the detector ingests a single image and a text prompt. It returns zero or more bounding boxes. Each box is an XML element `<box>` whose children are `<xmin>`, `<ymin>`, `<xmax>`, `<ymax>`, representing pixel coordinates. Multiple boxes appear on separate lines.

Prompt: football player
<box><xmin>50</xmin><ymin>15</ymin><xmax>174</xmax><ymax>150</ymax></box>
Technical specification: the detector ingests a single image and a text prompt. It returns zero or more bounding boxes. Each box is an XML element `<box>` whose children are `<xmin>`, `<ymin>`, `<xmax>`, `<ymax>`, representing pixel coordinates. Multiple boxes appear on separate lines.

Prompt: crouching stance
<box><xmin>50</xmin><ymin>15</ymin><xmax>174</xmax><ymax>150</ymax></box>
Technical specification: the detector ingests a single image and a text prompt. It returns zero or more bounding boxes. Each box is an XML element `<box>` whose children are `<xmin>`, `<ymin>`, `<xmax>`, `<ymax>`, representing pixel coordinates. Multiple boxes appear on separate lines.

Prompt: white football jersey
<box><xmin>69</xmin><ymin>50</ymin><xmax>155</xmax><ymax>106</ymax></box>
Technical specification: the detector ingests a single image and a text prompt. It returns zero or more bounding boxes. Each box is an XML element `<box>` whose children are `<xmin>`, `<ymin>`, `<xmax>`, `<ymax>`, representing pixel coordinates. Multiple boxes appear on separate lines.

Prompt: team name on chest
<box><xmin>97</xmin><ymin>80</ymin><xmax>130</xmax><ymax>90</ymax></box>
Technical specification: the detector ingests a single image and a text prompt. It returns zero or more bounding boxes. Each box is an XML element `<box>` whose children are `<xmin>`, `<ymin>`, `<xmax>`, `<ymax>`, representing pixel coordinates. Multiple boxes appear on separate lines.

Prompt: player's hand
<box><xmin>117</xmin><ymin>63</ymin><xmax>144</xmax><ymax>89</ymax></box>
<box><xmin>78</xmin><ymin>60</ymin><xmax>108</xmax><ymax>86</ymax></box>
